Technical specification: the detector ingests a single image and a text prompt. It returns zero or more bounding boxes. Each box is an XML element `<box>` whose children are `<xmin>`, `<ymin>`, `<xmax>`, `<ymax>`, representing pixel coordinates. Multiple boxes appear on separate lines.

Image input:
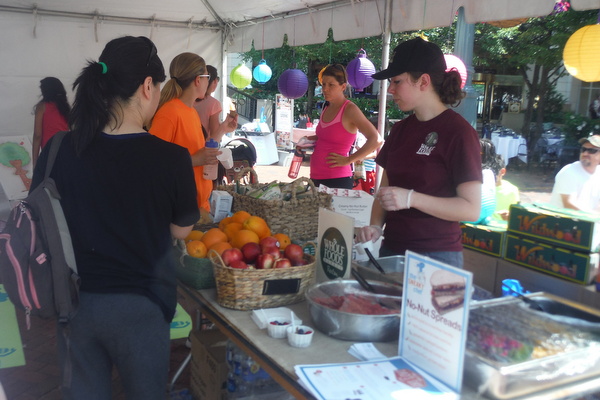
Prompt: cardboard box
<box><xmin>190</xmin><ymin>329</ymin><xmax>228</xmax><ymax>400</ymax></box>
<box><xmin>461</xmin><ymin>223</ymin><xmax>506</xmax><ymax>258</ymax></box>
<box><xmin>462</xmin><ymin>249</ymin><xmax>499</xmax><ymax>293</ymax></box>
<box><xmin>507</xmin><ymin>203</ymin><xmax>600</xmax><ymax>253</ymax></box>
<box><xmin>209</xmin><ymin>190</ymin><xmax>233</xmax><ymax>223</ymax></box>
<box><xmin>495</xmin><ymin>259</ymin><xmax>585</xmax><ymax>303</ymax></box>
<box><xmin>503</xmin><ymin>234</ymin><xmax>599</xmax><ymax>285</ymax></box>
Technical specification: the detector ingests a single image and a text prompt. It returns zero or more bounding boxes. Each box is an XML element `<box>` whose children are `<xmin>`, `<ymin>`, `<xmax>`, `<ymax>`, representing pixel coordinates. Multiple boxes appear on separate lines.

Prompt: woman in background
<box><xmin>150</xmin><ymin>54</ymin><xmax>236</xmax><ymax>211</ymax></box>
<box><xmin>301</xmin><ymin>64</ymin><xmax>381</xmax><ymax>189</ymax></box>
<box><xmin>31</xmin><ymin>36</ymin><xmax>199</xmax><ymax>399</ymax></box>
<box><xmin>32</xmin><ymin>77</ymin><xmax>70</xmax><ymax>167</ymax></box>
<box><xmin>194</xmin><ymin>65</ymin><xmax>235</xmax><ymax>142</ymax></box>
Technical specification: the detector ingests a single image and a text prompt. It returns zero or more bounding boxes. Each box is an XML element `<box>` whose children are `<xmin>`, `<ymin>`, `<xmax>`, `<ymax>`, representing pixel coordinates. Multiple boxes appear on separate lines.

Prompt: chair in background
<box><xmin>540</xmin><ymin>140</ymin><xmax>563</xmax><ymax>173</ymax></box>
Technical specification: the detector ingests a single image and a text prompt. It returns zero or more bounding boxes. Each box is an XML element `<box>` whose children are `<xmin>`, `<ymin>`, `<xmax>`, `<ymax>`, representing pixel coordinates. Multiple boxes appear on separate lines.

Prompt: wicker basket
<box><xmin>173</xmin><ymin>244</ymin><xmax>216</xmax><ymax>290</ymax></box>
<box><xmin>208</xmin><ymin>249</ymin><xmax>316</xmax><ymax>310</ymax></box>
<box><xmin>218</xmin><ymin>175</ymin><xmax>332</xmax><ymax>241</ymax></box>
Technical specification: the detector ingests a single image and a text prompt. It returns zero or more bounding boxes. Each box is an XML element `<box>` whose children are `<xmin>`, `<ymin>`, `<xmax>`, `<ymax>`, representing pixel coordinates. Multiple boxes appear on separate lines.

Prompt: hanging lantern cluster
<box><xmin>253</xmin><ymin>59</ymin><xmax>272</xmax><ymax>84</ymax></box>
<box><xmin>346</xmin><ymin>49</ymin><xmax>376</xmax><ymax>91</ymax></box>
<box><xmin>563</xmin><ymin>24</ymin><xmax>600</xmax><ymax>82</ymax></box>
<box><xmin>277</xmin><ymin>69</ymin><xmax>308</xmax><ymax>99</ymax></box>
<box><xmin>230</xmin><ymin>64</ymin><xmax>252</xmax><ymax>89</ymax></box>
<box><xmin>444</xmin><ymin>54</ymin><xmax>467</xmax><ymax>89</ymax></box>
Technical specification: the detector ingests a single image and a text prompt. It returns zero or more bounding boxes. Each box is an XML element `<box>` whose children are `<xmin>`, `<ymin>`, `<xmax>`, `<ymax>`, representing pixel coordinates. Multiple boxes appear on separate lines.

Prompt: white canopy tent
<box><xmin>0</xmin><ymin>0</ymin><xmax>598</xmax><ymax>138</ymax></box>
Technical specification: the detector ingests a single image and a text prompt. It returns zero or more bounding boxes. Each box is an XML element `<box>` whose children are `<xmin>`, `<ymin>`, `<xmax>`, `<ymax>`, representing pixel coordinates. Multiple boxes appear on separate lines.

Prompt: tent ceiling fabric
<box><xmin>2</xmin><ymin>0</ymin><xmax>599</xmax><ymax>51</ymax></box>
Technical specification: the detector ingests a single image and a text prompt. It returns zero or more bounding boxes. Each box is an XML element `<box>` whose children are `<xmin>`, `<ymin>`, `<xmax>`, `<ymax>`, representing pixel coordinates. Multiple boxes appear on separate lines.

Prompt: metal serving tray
<box><xmin>464</xmin><ymin>293</ymin><xmax>600</xmax><ymax>399</ymax></box>
<box><xmin>352</xmin><ymin>255</ymin><xmax>405</xmax><ymax>287</ymax></box>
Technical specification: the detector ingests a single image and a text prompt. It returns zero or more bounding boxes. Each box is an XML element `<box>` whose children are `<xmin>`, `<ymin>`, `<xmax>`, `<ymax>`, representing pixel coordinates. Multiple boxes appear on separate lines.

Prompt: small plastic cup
<box><xmin>286</xmin><ymin>325</ymin><xmax>314</xmax><ymax>348</ymax></box>
<box><xmin>267</xmin><ymin>318</ymin><xmax>291</xmax><ymax>339</ymax></box>
<box><xmin>217</xmin><ymin>148</ymin><xmax>234</xmax><ymax>169</ymax></box>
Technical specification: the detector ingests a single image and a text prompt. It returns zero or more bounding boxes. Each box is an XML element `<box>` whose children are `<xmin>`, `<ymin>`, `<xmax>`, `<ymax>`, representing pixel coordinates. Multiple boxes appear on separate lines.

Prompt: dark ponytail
<box><xmin>409</xmin><ymin>69</ymin><xmax>465</xmax><ymax>106</ymax></box>
<box><xmin>70</xmin><ymin>36</ymin><xmax>165</xmax><ymax>155</ymax></box>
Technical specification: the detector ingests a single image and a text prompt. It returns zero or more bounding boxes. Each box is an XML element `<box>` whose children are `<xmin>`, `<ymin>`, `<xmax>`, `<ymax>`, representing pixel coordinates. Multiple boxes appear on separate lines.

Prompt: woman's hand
<box><xmin>192</xmin><ymin>146</ymin><xmax>220</xmax><ymax>166</ymax></box>
<box><xmin>376</xmin><ymin>186</ymin><xmax>414</xmax><ymax>211</ymax></box>
<box><xmin>356</xmin><ymin>225</ymin><xmax>383</xmax><ymax>243</ymax></box>
<box><xmin>325</xmin><ymin>152</ymin><xmax>351</xmax><ymax>168</ymax></box>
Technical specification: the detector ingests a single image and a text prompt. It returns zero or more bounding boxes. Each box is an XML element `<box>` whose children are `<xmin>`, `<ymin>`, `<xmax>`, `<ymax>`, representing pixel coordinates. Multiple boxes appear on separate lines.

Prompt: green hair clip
<box><xmin>98</xmin><ymin>62</ymin><xmax>108</xmax><ymax>74</ymax></box>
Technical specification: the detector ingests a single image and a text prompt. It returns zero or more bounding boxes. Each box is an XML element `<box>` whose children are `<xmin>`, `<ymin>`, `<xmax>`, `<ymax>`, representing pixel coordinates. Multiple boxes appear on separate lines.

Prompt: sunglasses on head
<box><xmin>140</xmin><ymin>37</ymin><xmax>157</xmax><ymax>68</ymax></box>
<box><xmin>580</xmin><ymin>147</ymin><xmax>600</xmax><ymax>154</ymax></box>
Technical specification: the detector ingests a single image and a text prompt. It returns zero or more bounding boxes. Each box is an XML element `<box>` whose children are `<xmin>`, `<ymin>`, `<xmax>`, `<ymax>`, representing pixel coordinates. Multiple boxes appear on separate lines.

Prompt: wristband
<box><xmin>406</xmin><ymin>189</ymin><xmax>414</xmax><ymax>209</ymax></box>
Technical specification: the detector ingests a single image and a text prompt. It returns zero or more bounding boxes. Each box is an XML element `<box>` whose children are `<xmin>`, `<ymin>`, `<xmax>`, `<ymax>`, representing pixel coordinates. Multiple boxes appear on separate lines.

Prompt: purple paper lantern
<box><xmin>253</xmin><ymin>59</ymin><xmax>272</xmax><ymax>84</ymax></box>
<box><xmin>277</xmin><ymin>69</ymin><xmax>308</xmax><ymax>99</ymax></box>
<box><xmin>346</xmin><ymin>49</ymin><xmax>376</xmax><ymax>91</ymax></box>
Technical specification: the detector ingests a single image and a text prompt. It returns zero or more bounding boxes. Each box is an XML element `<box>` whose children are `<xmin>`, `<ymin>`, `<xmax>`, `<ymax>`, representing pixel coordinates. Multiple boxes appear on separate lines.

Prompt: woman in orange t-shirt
<box><xmin>150</xmin><ymin>53</ymin><xmax>237</xmax><ymax>211</ymax></box>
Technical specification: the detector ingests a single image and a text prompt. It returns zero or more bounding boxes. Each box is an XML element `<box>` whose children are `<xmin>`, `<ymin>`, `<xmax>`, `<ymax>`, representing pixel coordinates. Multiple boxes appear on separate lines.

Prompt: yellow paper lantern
<box><xmin>230</xmin><ymin>64</ymin><xmax>252</xmax><ymax>89</ymax></box>
<box><xmin>563</xmin><ymin>24</ymin><xmax>600</xmax><ymax>82</ymax></box>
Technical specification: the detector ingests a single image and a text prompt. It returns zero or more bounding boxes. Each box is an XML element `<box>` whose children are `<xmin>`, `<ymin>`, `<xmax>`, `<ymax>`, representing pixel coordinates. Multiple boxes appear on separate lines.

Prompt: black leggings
<box><xmin>310</xmin><ymin>176</ymin><xmax>354</xmax><ymax>189</ymax></box>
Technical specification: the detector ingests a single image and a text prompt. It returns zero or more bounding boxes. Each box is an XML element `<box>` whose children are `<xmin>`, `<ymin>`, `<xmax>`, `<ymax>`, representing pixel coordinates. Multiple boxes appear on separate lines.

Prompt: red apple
<box><xmin>222</xmin><ymin>248</ymin><xmax>243</xmax><ymax>266</ymax></box>
<box><xmin>262</xmin><ymin>245</ymin><xmax>281</xmax><ymax>260</ymax></box>
<box><xmin>284</xmin><ymin>244</ymin><xmax>304</xmax><ymax>265</ymax></box>
<box><xmin>260</xmin><ymin>236</ymin><xmax>280</xmax><ymax>250</ymax></box>
<box><xmin>229</xmin><ymin>260</ymin><xmax>249</xmax><ymax>269</ymax></box>
<box><xmin>274</xmin><ymin>258</ymin><xmax>292</xmax><ymax>268</ymax></box>
<box><xmin>256</xmin><ymin>254</ymin><xmax>275</xmax><ymax>269</ymax></box>
<box><xmin>241</xmin><ymin>242</ymin><xmax>261</xmax><ymax>264</ymax></box>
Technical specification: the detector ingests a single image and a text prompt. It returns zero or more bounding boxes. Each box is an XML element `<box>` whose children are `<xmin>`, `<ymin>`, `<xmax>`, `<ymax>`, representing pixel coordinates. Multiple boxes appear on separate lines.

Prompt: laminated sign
<box><xmin>316</xmin><ymin>208</ymin><xmax>354</xmax><ymax>282</ymax></box>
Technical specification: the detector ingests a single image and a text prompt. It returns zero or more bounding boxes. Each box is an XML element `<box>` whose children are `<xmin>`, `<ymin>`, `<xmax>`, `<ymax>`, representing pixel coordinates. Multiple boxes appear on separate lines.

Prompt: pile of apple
<box><xmin>221</xmin><ymin>236</ymin><xmax>306</xmax><ymax>270</ymax></box>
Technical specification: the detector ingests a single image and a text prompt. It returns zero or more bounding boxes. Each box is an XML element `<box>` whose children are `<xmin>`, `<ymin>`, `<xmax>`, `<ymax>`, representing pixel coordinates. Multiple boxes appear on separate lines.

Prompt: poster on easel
<box><xmin>0</xmin><ymin>136</ymin><xmax>33</xmax><ymax>200</ymax></box>
<box><xmin>275</xmin><ymin>94</ymin><xmax>294</xmax><ymax>150</ymax></box>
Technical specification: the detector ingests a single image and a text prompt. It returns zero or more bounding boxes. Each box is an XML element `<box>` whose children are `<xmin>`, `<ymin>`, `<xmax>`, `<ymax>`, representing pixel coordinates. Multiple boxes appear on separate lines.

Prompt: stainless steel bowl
<box><xmin>305</xmin><ymin>279</ymin><xmax>402</xmax><ymax>342</ymax></box>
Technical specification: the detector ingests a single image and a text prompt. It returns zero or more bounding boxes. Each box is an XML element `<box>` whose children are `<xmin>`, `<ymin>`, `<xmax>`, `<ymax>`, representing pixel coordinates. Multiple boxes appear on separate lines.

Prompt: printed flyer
<box><xmin>399</xmin><ymin>251</ymin><xmax>473</xmax><ymax>392</ymax></box>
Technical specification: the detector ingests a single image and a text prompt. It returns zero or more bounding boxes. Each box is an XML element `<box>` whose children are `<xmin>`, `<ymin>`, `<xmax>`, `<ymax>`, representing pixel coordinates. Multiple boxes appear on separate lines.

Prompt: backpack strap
<box><xmin>44</xmin><ymin>131</ymin><xmax>67</xmax><ymax>180</ymax></box>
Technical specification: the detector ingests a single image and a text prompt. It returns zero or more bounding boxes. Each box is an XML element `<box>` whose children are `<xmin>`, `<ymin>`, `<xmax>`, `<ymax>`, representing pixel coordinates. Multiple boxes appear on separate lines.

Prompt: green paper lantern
<box><xmin>230</xmin><ymin>64</ymin><xmax>252</xmax><ymax>89</ymax></box>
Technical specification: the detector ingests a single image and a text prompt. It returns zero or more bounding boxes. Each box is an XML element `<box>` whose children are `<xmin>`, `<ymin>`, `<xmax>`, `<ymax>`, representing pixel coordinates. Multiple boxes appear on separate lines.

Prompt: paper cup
<box><xmin>267</xmin><ymin>318</ymin><xmax>291</xmax><ymax>339</ymax></box>
<box><xmin>217</xmin><ymin>148</ymin><xmax>234</xmax><ymax>169</ymax></box>
<box><xmin>286</xmin><ymin>325</ymin><xmax>314</xmax><ymax>348</ymax></box>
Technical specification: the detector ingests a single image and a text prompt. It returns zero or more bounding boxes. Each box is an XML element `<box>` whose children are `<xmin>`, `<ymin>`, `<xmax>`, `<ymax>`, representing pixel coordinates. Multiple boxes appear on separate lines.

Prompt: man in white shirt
<box><xmin>550</xmin><ymin>135</ymin><xmax>600</xmax><ymax>213</ymax></box>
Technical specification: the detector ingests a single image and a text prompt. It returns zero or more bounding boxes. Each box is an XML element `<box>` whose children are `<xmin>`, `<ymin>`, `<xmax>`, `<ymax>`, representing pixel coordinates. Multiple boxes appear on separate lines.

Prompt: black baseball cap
<box><xmin>372</xmin><ymin>37</ymin><xmax>447</xmax><ymax>80</ymax></box>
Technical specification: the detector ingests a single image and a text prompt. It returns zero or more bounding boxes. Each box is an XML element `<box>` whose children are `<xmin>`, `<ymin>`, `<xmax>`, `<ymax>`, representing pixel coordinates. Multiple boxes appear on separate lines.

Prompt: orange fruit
<box><xmin>209</xmin><ymin>241</ymin><xmax>232</xmax><ymax>256</ymax></box>
<box><xmin>231</xmin><ymin>210</ymin><xmax>252</xmax><ymax>225</ymax></box>
<box><xmin>273</xmin><ymin>233</ymin><xmax>291</xmax><ymax>250</ymax></box>
<box><xmin>230</xmin><ymin>229</ymin><xmax>260</xmax><ymax>249</ymax></box>
<box><xmin>218</xmin><ymin>216</ymin><xmax>233</xmax><ymax>230</ymax></box>
<box><xmin>185</xmin><ymin>230</ymin><xmax>204</xmax><ymax>242</ymax></box>
<box><xmin>243</xmin><ymin>216</ymin><xmax>270</xmax><ymax>239</ymax></box>
<box><xmin>222</xmin><ymin>222</ymin><xmax>243</xmax><ymax>241</ymax></box>
<box><xmin>186</xmin><ymin>240</ymin><xmax>207</xmax><ymax>258</ymax></box>
<box><xmin>201</xmin><ymin>228</ymin><xmax>228</xmax><ymax>250</ymax></box>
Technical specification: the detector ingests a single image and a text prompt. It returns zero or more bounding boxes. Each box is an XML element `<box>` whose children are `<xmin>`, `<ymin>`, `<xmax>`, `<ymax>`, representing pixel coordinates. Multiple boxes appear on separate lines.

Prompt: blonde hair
<box><xmin>158</xmin><ymin>52</ymin><xmax>206</xmax><ymax>109</ymax></box>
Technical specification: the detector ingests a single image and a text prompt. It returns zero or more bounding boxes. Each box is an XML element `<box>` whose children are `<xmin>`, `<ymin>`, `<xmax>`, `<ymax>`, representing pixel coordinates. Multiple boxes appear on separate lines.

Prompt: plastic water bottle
<box><xmin>203</xmin><ymin>138</ymin><xmax>219</xmax><ymax>181</ymax></box>
<box><xmin>288</xmin><ymin>148</ymin><xmax>304</xmax><ymax>179</ymax></box>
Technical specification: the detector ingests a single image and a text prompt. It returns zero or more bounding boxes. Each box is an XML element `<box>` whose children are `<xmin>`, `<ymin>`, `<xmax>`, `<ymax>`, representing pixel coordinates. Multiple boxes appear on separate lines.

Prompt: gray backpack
<box><xmin>0</xmin><ymin>131</ymin><xmax>79</xmax><ymax>326</ymax></box>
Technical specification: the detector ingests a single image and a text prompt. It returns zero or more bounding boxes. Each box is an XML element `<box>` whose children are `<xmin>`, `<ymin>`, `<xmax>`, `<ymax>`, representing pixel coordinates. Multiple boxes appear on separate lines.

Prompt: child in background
<box><xmin>492</xmin><ymin>155</ymin><xmax>520</xmax><ymax>222</ymax></box>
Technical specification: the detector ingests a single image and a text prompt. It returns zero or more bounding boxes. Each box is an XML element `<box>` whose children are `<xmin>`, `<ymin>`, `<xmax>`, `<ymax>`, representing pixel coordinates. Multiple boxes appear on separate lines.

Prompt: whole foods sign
<box><xmin>316</xmin><ymin>208</ymin><xmax>354</xmax><ymax>282</ymax></box>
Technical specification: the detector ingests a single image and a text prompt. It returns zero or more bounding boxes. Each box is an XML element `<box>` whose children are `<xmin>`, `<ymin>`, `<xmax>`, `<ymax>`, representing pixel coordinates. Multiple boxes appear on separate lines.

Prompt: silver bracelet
<box><xmin>406</xmin><ymin>189</ymin><xmax>414</xmax><ymax>209</ymax></box>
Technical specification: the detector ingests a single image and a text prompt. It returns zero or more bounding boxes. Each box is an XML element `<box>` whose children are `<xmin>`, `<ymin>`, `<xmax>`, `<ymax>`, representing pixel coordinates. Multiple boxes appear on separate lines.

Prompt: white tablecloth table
<box><xmin>491</xmin><ymin>133</ymin><xmax>527</xmax><ymax>163</ymax></box>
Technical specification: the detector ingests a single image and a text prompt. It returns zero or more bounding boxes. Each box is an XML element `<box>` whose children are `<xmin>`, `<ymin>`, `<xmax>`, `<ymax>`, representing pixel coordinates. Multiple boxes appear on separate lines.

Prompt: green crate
<box><xmin>503</xmin><ymin>234</ymin><xmax>599</xmax><ymax>285</ymax></box>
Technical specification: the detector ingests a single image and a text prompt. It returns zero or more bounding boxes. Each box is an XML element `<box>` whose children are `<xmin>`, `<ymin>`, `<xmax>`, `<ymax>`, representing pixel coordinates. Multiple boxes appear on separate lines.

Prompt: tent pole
<box><xmin>453</xmin><ymin>6</ymin><xmax>478</xmax><ymax>130</ymax></box>
<box><xmin>375</xmin><ymin>0</ymin><xmax>392</xmax><ymax>191</ymax></box>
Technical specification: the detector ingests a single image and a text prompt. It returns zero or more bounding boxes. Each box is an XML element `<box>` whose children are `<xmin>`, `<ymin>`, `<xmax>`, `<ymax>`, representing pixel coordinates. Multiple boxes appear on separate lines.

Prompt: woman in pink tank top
<box><xmin>302</xmin><ymin>64</ymin><xmax>381</xmax><ymax>189</ymax></box>
<box><xmin>32</xmin><ymin>77</ymin><xmax>70</xmax><ymax>167</ymax></box>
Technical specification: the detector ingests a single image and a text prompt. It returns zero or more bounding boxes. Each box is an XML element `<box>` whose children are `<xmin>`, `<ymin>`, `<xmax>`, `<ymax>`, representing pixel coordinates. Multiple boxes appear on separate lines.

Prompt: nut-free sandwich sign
<box><xmin>316</xmin><ymin>208</ymin><xmax>354</xmax><ymax>282</ymax></box>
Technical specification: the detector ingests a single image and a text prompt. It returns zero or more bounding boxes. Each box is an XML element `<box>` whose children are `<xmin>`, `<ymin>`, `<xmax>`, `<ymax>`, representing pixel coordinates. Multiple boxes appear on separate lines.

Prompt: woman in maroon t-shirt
<box><xmin>356</xmin><ymin>38</ymin><xmax>482</xmax><ymax>268</ymax></box>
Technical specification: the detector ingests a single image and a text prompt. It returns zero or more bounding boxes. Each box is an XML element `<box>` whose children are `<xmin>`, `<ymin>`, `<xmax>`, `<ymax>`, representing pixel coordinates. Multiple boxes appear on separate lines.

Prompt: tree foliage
<box><xmin>239</xmin><ymin>5</ymin><xmax>598</xmax><ymax>147</ymax></box>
